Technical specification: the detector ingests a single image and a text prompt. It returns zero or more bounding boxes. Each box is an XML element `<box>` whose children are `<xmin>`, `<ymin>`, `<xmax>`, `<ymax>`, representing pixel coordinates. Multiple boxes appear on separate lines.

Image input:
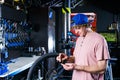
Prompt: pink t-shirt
<box><xmin>72</xmin><ymin>32</ymin><xmax>110</xmax><ymax>80</ymax></box>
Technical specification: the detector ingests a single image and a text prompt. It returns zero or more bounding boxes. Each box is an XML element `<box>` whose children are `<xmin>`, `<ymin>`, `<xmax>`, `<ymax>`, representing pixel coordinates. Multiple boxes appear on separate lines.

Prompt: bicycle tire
<box><xmin>26</xmin><ymin>53</ymin><xmax>59</xmax><ymax>80</ymax></box>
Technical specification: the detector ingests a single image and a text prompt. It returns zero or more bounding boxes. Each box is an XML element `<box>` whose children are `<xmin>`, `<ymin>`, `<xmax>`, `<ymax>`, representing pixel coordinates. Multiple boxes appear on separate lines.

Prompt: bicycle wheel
<box><xmin>27</xmin><ymin>53</ymin><xmax>63</xmax><ymax>80</ymax></box>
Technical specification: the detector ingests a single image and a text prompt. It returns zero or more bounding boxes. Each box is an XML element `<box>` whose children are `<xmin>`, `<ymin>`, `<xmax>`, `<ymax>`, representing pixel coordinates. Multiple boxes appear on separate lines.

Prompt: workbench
<box><xmin>0</xmin><ymin>55</ymin><xmax>40</xmax><ymax>80</ymax></box>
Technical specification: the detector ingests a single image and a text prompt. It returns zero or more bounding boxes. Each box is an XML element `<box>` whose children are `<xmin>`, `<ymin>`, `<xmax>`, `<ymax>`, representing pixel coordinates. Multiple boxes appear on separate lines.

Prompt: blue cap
<box><xmin>71</xmin><ymin>14</ymin><xmax>88</xmax><ymax>26</ymax></box>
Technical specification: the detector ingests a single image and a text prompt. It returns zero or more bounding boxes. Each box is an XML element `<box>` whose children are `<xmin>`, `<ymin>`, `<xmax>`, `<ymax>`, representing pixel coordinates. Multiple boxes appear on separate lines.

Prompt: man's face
<box><xmin>71</xmin><ymin>25</ymin><xmax>86</xmax><ymax>36</ymax></box>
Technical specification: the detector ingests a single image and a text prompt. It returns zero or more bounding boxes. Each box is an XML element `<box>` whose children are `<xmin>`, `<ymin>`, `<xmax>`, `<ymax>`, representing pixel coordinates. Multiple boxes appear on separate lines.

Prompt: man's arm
<box><xmin>74</xmin><ymin>59</ymin><xmax>107</xmax><ymax>74</ymax></box>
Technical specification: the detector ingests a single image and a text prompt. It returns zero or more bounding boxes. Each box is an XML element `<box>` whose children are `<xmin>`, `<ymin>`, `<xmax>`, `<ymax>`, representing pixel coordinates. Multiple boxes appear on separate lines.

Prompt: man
<box><xmin>56</xmin><ymin>13</ymin><xmax>110</xmax><ymax>80</ymax></box>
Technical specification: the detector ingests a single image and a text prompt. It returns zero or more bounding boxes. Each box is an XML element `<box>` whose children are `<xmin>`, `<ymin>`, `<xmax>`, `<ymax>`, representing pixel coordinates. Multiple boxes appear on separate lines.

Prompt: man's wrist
<box><xmin>81</xmin><ymin>66</ymin><xmax>85</xmax><ymax>71</ymax></box>
<box><xmin>73</xmin><ymin>65</ymin><xmax>85</xmax><ymax>71</ymax></box>
<box><xmin>73</xmin><ymin>64</ymin><xmax>76</xmax><ymax>70</ymax></box>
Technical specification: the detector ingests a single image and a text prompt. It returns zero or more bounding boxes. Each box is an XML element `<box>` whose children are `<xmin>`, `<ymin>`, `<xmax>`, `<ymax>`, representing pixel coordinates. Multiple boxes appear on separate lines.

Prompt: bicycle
<box><xmin>26</xmin><ymin>52</ymin><xmax>73</xmax><ymax>80</ymax></box>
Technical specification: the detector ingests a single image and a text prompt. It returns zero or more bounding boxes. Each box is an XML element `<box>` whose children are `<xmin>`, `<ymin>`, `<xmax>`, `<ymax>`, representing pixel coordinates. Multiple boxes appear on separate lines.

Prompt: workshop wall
<box><xmin>27</xmin><ymin>7</ymin><xmax>48</xmax><ymax>52</ymax></box>
<box><xmin>0</xmin><ymin>5</ymin><xmax>28</xmax><ymax>61</ymax></box>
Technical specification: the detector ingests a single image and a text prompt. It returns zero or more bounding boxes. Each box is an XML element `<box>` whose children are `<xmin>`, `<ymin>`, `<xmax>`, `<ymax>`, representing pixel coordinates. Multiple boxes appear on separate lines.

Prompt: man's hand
<box><xmin>61</xmin><ymin>63</ymin><xmax>75</xmax><ymax>71</ymax></box>
<box><xmin>56</xmin><ymin>53</ymin><xmax>68</xmax><ymax>63</ymax></box>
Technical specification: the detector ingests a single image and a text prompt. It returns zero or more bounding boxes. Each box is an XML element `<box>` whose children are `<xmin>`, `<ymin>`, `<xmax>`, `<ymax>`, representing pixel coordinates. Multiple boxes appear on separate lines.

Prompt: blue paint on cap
<box><xmin>71</xmin><ymin>14</ymin><xmax>88</xmax><ymax>26</ymax></box>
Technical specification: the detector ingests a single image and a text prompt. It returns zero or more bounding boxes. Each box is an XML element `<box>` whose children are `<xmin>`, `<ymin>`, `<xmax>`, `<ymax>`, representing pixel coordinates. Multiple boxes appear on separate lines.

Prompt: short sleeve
<box><xmin>95</xmin><ymin>37</ymin><xmax>110</xmax><ymax>61</ymax></box>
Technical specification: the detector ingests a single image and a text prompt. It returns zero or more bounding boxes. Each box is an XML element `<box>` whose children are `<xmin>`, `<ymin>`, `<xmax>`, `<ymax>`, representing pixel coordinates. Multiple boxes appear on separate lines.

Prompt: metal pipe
<box><xmin>62</xmin><ymin>0</ymin><xmax>71</xmax><ymax>55</ymax></box>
